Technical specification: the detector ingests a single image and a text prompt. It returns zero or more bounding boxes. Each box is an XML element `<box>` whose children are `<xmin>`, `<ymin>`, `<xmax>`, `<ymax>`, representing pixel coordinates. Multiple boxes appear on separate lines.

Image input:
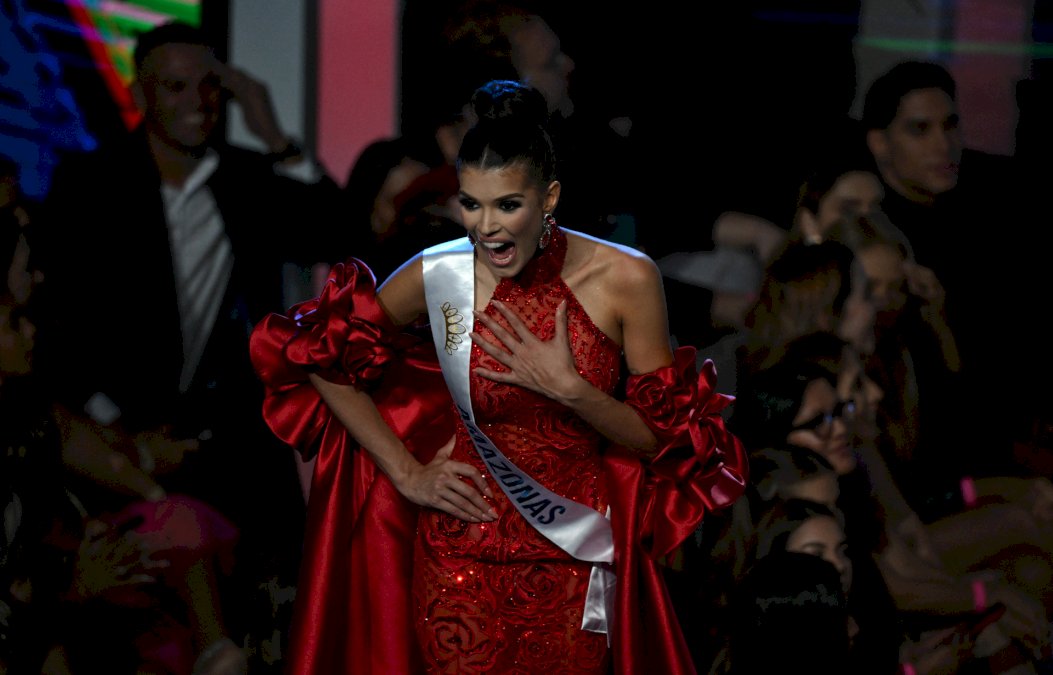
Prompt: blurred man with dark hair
<box><xmin>861</xmin><ymin>60</ymin><xmax>1043</xmax><ymax>513</ymax></box>
<box><xmin>33</xmin><ymin>22</ymin><xmax>346</xmax><ymax>668</ymax></box>
<box><xmin>863</xmin><ymin>60</ymin><xmax>963</xmax><ymax>207</ymax></box>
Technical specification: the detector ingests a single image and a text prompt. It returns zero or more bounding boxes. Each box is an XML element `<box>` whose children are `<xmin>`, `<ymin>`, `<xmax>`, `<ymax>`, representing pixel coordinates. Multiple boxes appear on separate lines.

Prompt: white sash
<box><xmin>422</xmin><ymin>238</ymin><xmax>615</xmax><ymax>637</ymax></box>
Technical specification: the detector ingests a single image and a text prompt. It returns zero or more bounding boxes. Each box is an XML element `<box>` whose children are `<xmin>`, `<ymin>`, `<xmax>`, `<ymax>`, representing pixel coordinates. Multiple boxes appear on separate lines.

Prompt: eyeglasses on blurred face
<box><xmin>790</xmin><ymin>399</ymin><xmax>856</xmax><ymax>439</ymax></box>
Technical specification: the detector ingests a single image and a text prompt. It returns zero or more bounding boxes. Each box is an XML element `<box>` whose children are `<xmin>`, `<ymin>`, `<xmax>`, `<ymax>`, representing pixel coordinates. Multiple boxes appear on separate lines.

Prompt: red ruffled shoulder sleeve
<box><xmin>621</xmin><ymin>344</ymin><xmax>749</xmax><ymax>558</ymax></box>
<box><xmin>250</xmin><ymin>258</ymin><xmax>422</xmax><ymax>459</ymax></box>
<box><xmin>605</xmin><ymin>346</ymin><xmax>749</xmax><ymax>675</ymax></box>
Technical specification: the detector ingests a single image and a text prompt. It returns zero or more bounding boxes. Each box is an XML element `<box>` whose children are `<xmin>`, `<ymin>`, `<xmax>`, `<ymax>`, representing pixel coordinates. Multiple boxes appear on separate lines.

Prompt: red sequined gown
<box><xmin>249</xmin><ymin>226</ymin><xmax>749</xmax><ymax>675</ymax></box>
<box><xmin>414</xmin><ymin>227</ymin><xmax>614</xmax><ymax>672</ymax></box>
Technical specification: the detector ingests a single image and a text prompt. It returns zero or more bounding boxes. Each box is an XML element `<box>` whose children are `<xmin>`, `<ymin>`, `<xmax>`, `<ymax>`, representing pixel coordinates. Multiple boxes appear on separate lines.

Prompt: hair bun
<box><xmin>457</xmin><ymin>78</ymin><xmax>558</xmax><ymax>185</ymax></box>
<box><xmin>471</xmin><ymin>79</ymin><xmax>549</xmax><ymax>129</ymax></box>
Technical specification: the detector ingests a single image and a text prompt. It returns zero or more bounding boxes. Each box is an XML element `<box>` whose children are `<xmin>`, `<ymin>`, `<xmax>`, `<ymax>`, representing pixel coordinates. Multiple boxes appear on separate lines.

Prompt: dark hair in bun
<box><xmin>457</xmin><ymin>79</ymin><xmax>556</xmax><ymax>188</ymax></box>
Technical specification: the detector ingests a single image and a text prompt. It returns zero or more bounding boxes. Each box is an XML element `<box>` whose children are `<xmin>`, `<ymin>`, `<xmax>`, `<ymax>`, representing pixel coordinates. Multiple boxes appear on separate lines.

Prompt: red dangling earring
<box><xmin>539</xmin><ymin>213</ymin><xmax>556</xmax><ymax>249</ymax></box>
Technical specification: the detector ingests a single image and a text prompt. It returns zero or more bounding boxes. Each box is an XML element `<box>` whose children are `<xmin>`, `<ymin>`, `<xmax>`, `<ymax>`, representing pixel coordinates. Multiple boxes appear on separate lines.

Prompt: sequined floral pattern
<box><xmin>415</xmin><ymin>227</ymin><xmax>615</xmax><ymax>673</ymax></box>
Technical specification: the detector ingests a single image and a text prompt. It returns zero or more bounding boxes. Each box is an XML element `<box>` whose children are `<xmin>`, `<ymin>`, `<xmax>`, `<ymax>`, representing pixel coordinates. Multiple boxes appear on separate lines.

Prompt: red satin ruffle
<box><xmin>624</xmin><ymin>346</ymin><xmax>749</xmax><ymax>559</ymax></box>
<box><xmin>608</xmin><ymin>346</ymin><xmax>749</xmax><ymax>675</ymax></box>
<box><xmin>250</xmin><ymin>259</ymin><xmax>454</xmax><ymax>674</ymax></box>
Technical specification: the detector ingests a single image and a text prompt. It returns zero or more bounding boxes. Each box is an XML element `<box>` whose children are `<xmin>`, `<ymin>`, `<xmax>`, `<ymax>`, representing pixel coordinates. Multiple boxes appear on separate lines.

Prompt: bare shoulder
<box><xmin>564</xmin><ymin>229</ymin><xmax>671</xmax><ymax>372</ymax></box>
<box><xmin>564</xmin><ymin>229</ymin><xmax>662</xmax><ymax>294</ymax></box>
<box><xmin>377</xmin><ymin>252</ymin><xmax>427</xmax><ymax>326</ymax></box>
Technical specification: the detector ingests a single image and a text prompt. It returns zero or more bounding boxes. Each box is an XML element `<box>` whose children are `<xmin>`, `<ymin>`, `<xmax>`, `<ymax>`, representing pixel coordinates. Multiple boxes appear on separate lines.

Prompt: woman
<box><xmin>792</xmin><ymin>165</ymin><xmax>884</xmax><ymax>247</ymax></box>
<box><xmin>250</xmin><ymin>80</ymin><xmax>747</xmax><ymax>674</ymax></box>
<box><xmin>752</xmin><ymin>499</ymin><xmax>854</xmax><ymax>599</ymax></box>
<box><xmin>740</xmin><ymin>238</ymin><xmax>875</xmax><ymax>377</ymax></box>
<box><xmin>848</xmin><ymin>220</ymin><xmax>964</xmax><ymax>520</ymax></box>
<box><xmin>726</xmin><ymin>549</ymin><xmax>853</xmax><ymax>675</ymax></box>
<box><xmin>709</xmin><ymin>496</ymin><xmax>894</xmax><ymax>675</ymax></box>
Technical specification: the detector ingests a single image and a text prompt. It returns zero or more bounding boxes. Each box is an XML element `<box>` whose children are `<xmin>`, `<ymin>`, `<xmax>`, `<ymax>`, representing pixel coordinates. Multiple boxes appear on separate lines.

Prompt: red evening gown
<box><xmin>249</xmin><ymin>226</ymin><xmax>748</xmax><ymax>675</ymax></box>
<box><xmin>413</xmin><ymin>227</ymin><xmax>615</xmax><ymax>672</ymax></box>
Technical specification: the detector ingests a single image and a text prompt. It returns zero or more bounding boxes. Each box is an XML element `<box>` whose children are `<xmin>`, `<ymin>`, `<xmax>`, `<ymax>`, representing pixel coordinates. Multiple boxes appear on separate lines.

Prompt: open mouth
<box><xmin>480</xmin><ymin>239</ymin><xmax>517</xmax><ymax>266</ymax></box>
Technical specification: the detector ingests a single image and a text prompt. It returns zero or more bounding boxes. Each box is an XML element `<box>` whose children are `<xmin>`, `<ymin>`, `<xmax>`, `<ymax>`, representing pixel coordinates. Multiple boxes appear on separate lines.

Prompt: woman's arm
<box><xmin>472</xmin><ymin>250</ymin><xmax>672</xmax><ymax>452</ymax></box>
<box><xmin>307</xmin><ymin>256</ymin><xmax>495</xmax><ymax>522</ymax></box>
<box><xmin>854</xmin><ymin>438</ymin><xmax>917</xmax><ymax>530</ymax></box>
<box><xmin>973</xmin><ymin>476</ymin><xmax>1053</xmax><ymax>520</ymax></box>
<box><xmin>904</xmin><ymin>262</ymin><xmax>961</xmax><ymax>372</ymax></box>
<box><xmin>51</xmin><ymin>403</ymin><xmax>168</xmax><ymax>502</ymax></box>
<box><xmin>308</xmin><ymin>373</ymin><xmax>495</xmax><ymax>522</ymax></box>
<box><xmin>713</xmin><ymin>211</ymin><xmax>787</xmax><ymax>263</ymax></box>
<box><xmin>878</xmin><ymin>550</ymin><xmax>1049</xmax><ymax>649</ymax></box>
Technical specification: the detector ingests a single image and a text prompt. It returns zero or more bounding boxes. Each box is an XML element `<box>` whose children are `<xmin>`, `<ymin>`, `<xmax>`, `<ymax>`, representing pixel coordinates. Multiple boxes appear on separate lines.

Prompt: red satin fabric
<box><xmin>249</xmin><ymin>250</ymin><xmax>748</xmax><ymax>675</ymax></box>
<box><xmin>610</xmin><ymin>347</ymin><xmax>750</xmax><ymax>674</ymax></box>
<box><xmin>250</xmin><ymin>262</ymin><xmax>453</xmax><ymax>674</ymax></box>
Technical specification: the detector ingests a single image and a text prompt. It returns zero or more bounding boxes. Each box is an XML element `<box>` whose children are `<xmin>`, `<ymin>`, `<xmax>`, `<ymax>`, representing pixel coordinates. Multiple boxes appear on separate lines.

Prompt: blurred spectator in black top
<box><xmin>862</xmin><ymin>59</ymin><xmax>1040</xmax><ymax>477</ymax></box>
<box><xmin>403</xmin><ymin>0</ymin><xmax>641</xmax><ymax>244</ymax></box>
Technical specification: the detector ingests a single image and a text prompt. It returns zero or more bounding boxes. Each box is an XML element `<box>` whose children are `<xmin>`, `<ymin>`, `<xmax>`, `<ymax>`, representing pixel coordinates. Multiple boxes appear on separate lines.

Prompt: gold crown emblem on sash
<box><xmin>440</xmin><ymin>302</ymin><xmax>467</xmax><ymax>354</ymax></box>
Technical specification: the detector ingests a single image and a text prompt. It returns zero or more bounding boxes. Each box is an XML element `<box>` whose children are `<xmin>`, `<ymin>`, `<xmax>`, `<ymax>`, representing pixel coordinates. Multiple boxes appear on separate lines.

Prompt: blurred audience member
<box><xmin>725</xmin><ymin>550</ymin><xmax>853</xmax><ymax>675</ymax></box>
<box><xmin>0</xmin><ymin>155</ymin><xmax>41</xmax><ymax>308</ymax></box>
<box><xmin>32</xmin><ymin>21</ymin><xmax>342</xmax><ymax>668</ymax></box>
<box><xmin>733</xmin><ymin>335</ymin><xmax>1053</xmax><ymax>673</ymax></box>
<box><xmin>862</xmin><ymin>59</ymin><xmax>1042</xmax><ymax>464</ymax></box>
<box><xmin>739</xmin><ymin>239</ymin><xmax>872</xmax><ymax>378</ymax></box>
<box><xmin>659</xmin><ymin>155</ymin><xmax>883</xmax><ymax>374</ymax></box>
<box><xmin>840</xmin><ymin>213</ymin><xmax>965</xmax><ymax>520</ymax></box>
<box><xmin>2</xmin><ymin>201</ymin><xmax>246</xmax><ymax>674</ymax></box>
<box><xmin>341</xmin><ymin>137</ymin><xmax>431</xmax><ymax>283</ymax></box>
<box><xmin>436</xmin><ymin>0</ymin><xmax>641</xmax><ymax>244</ymax></box>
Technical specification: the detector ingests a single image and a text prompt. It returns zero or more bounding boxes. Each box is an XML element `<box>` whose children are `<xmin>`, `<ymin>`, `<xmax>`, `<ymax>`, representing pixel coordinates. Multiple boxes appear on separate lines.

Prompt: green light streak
<box><xmin>861</xmin><ymin>37</ymin><xmax>1053</xmax><ymax>58</ymax></box>
<box><xmin>82</xmin><ymin>1</ymin><xmax>202</xmax><ymax>81</ymax></box>
<box><xmin>89</xmin><ymin>10</ymin><xmax>160</xmax><ymax>37</ymax></box>
<box><xmin>123</xmin><ymin>0</ymin><xmax>201</xmax><ymax>26</ymax></box>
